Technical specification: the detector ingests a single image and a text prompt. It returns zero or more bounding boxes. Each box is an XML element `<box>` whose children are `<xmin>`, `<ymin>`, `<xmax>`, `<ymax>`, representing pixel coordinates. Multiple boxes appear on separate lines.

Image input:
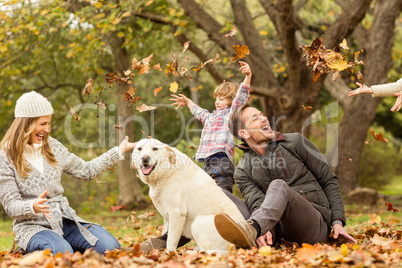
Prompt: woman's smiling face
<box><xmin>29</xmin><ymin>115</ymin><xmax>52</xmax><ymax>144</ymax></box>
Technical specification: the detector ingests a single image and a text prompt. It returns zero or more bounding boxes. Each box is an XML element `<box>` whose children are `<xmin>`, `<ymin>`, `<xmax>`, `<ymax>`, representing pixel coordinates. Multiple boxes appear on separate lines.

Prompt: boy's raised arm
<box><xmin>170</xmin><ymin>94</ymin><xmax>196</xmax><ymax>111</ymax></box>
<box><xmin>239</xmin><ymin>61</ymin><xmax>252</xmax><ymax>86</ymax></box>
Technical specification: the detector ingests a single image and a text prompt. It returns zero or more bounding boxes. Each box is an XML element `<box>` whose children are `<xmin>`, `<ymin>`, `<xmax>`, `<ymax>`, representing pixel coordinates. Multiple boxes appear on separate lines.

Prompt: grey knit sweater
<box><xmin>0</xmin><ymin>137</ymin><xmax>120</xmax><ymax>250</ymax></box>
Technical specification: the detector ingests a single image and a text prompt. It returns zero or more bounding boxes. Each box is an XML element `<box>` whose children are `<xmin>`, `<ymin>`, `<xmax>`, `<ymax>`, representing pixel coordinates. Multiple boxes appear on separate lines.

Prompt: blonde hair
<box><xmin>213</xmin><ymin>82</ymin><xmax>240</xmax><ymax>106</ymax></box>
<box><xmin>0</xmin><ymin>117</ymin><xmax>57</xmax><ymax>178</ymax></box>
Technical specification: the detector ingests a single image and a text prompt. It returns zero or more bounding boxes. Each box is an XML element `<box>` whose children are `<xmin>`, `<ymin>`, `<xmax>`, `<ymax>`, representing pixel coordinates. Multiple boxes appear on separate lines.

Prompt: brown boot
<box><xmin>214</xmin><ymin>213</ymin><xmax>257</xmax><ymax>248</ymax></box>
<box><xmin>140</xmin><ymin>238</ymin><xmax>167</xmax><ymax>254</ymax></box>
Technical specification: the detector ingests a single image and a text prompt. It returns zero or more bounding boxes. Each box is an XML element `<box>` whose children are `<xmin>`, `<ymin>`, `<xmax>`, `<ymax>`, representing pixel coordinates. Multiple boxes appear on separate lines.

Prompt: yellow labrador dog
<box><xmin>132</xmin><ymin>138</ymin><xmax>245</xmax><ymax>252</ymax></box>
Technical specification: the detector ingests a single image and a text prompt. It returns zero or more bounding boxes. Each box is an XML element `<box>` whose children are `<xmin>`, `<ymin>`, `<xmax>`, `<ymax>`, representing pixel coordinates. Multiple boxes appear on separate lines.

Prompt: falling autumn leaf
<box><xmin>346</xmin><ymin>157</ymin><xmax>352</xmax><ymax>161</ymax></box>
<box><xmin>141</xmin><ymin>129</ymin><xmax>146</xmax><ymax>134</ymax></box>
<box><xmin>141</xmin><ymin>53</ymin><xmax>153</xmax><ymax>65</ymax></box>
<box><xmin>69</xmin><ymin>107</ymin><xmax>80</xmax><ymax>121</ymax></box>
<box><xmin>324</xmin><ymin>51</ymin><xmax>350</xmax><ymax>71</ymax></box>
<box><xmin>110</xmin><ymin>205</ymin><xmax>124</xmax><ymax>212</ymax></box>
<box><xmin>356</xmin><ymin>70</ymin><xmax>365</xmax><ymax>84</ymax></box>
<box><xmin>223</xmin><ymin>25</ymin><xmax>237</xmax><ymax>38</ymax></box>
<box><xmin>300</xmin><ymin>37</ymin><xmax>365</xmax><ymax>83</ymax></box>
<box><xmin>204</xmin><ymin>54</ymin><xmax>220</xmax><ymax>65</ymax></box>
<box><xmin>385</xmin><ymin>202</ymin><xmax>399</xmax><ymax>213</ymax></box>
<box><xmin>169</xmin><ymin>81</ymin><xmax>179</xmax><ymax>93</ymax></box>
<box><xmin>302</xmin><ymin>105</ymin><xmax>315</xmax><ymax>110</ymax></box>
<box><xmin>231</xmin><ymin>45</ymin><xmax>249</xmax><ymax>61</ymax></box>
<box><xmin>83</xmin><ymin>78</ymin><xmax>93</xmax><ymax>95</ymax></box>
<box><xmin>183</xmin><ymin>41</ymin><xmax>190</xmax><ymax>52</ymax></box>
<box><xmin>154</xmin><ymin>86</ymin><xmax>162</xmax><ymax>96</ymax></box>
<box><xmin>339</xmin><ymin>39</ymin><xmax>349</xmax><ymax>50</ymax></box>
<box><xmin>139</xmin><ymin>65</ymin><xmax>150</xmax><ymax>75</ymax></box>
<box><xmin>105</xmin><ymin>73</ymin><xmax>117</xmax><ymax>84</ymax></box>
<box><xmin>188</xmin><ymin>146</ymin><xmax>196</xmax><ymax>150</ymax></box>
<box><xmin>136</xmin><ymin>104</ymin><xmax>157</xmax><ymax>112</ymax></box>
<box><xmin>95</xmin><ymin>100</ymin><xmax>107</xmax><ymax>109</ymax></box>
<box><xmin>370</xmin><ymin>129</ymin><xmax>388</xmax><ymax>143</ymax></box>
<box><xmin>152</xmin><ymin>63</ymin><xmax>162</xmax><ymax>71</ymax></box>
<box><xmin>131</xmin><ymin>57</ymin><xmax>143</xmax><ymax>70</ymax></box>
<box><xmin>114</xmin><ymin>125</ymin><xmax>124</xmax><ymax>133</ymax></box>
<box><xmin>123</xmin><ymin>87</ymin><xmax>141</xmax><ymax>104</ymax></box>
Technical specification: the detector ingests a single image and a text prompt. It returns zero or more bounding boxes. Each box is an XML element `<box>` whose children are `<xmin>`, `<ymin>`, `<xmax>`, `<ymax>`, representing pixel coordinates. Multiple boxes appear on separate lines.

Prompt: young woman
<box><xmin>0</xmin><ymin>91</ymin><xmax>136</xmax><ymax>255</ymax></box>
<box><xmin>348</xmin><ymin>79</ymin><xmax>402</xmax><ymax>112</ymax></box>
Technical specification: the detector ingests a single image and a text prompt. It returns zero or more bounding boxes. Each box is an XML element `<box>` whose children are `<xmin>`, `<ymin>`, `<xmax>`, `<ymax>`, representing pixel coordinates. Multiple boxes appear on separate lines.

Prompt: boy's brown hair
<box><xmin>213</xmin><ymin>82</ymin><xmax>240</xmax><ymax>106</ymax></box>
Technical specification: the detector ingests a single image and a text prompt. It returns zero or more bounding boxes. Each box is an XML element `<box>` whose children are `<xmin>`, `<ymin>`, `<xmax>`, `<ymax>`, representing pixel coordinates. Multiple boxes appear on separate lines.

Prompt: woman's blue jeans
<box><xmin>26</xmin><ymin>219</ymin><xmax>120</xmax><ymax>255</ymax></box>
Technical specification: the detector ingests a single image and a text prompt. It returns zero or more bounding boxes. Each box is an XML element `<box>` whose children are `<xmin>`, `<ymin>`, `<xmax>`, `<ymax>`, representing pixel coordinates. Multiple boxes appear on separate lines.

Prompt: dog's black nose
<box><xmin>142</xmin><ymin>155</ymin><xmax>150</xmax><ymax>164</ymax></box>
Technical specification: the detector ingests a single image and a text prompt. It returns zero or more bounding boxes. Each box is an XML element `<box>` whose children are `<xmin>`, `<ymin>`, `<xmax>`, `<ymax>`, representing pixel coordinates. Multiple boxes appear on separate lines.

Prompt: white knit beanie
<box><xmin>14</xmin><ymin>91</ymin><xmax>54</xmax><ymax>118</ymax></box>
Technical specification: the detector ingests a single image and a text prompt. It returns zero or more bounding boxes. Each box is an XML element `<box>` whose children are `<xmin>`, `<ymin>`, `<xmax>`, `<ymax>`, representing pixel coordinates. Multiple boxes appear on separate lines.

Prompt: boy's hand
<box><xmin>170</xmin><ymin>94</ymin><xmax>189</xmax><ymax>110</ymax></box>
<box><xmin>239</xmin><ymin>61</ymin><xmax>252</xmax><ymax>77</ymax></box>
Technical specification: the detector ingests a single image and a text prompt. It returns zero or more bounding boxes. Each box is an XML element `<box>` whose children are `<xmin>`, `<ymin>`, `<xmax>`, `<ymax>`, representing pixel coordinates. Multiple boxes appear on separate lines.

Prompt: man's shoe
<box><xmin>140</xmin><ymin>238</ymin><xmax>167</xmax><ymax>254</ymax></box>
<box><xmin>214</xmin><ymin>214</ymin><xmax>257</xmax><ymax>248</ymax></box>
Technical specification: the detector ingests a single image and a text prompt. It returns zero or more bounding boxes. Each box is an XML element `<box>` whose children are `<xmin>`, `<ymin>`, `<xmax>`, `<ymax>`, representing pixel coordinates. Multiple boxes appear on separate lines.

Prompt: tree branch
<box><xmin>230</xmin><ymin>0</ymin><xmax>279</xmax><ymax>88</ymax></box>
<box><xmin>323</xmin><ymin>75</ymin><xmax>351</xmax><ymax>108</ymax></box>
<box><xmin>175</xmin><ymin>33</ymin><xmax>225</xmax><ymax>83</ymax></box>
<box><xmin>323</xmin><ymin>0</ymin><xmax>372</xmax><ymax>48</ymax></box>
<box><xmin>177</xmin><ymin>0</ymin><xmax>239</xmax><ymax>55</ymax></box>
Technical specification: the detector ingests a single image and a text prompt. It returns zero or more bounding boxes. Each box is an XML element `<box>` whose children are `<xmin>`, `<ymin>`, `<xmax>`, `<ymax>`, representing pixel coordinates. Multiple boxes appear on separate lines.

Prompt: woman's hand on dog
<box><xmin>119</xmin><ymin>136</ymin><xmax>137</xmax><ymax>153</ymax></box>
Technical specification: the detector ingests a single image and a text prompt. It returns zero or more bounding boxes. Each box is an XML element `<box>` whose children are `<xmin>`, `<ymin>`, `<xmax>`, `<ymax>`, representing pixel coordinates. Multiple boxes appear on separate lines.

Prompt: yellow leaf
<box><xmin>169</xmin><ymin>81</ymin><xmax>179</xmax><ymax>93</ymax></box>
<box><xmin>113</xmin><ymin>17</ymin><xmax>122</xmax><ymax>25</ymax></box>
<box><xmin>94</xmin><ymin>2</ymin><xmax>102</xmax><ymax>8</ymax></box>
<box><xmin>66</xmin><ymin>50</ymin><xmax>74</xmax><ymax>58</ymax></box>
<box><xmin>340</xmin><ymin>243</ymin><xmax>348</xmax><ymax>256</ymax></box>
<box><xmin>324</xmin><ymin>51</ymin><xmax>350</xmax><ymax>71</ymax></box>
<box><xmin>259</xmin><ymin>246</ymin><xmax>272</xmax><ymax>256</ymax></box>
<box><xmin>259</xmin><ymin>30</ymin><xmax>268</xmax><ymax>36</ymax></box>
<box><xmin>121</xmin><ymin>11</ymin><xmax>131</xmax><ymax>18</ymax></box>
<box><xmin>117</xmin><ymin>32</ymin><xmax>124</xmax><ymax>38</ymax></box>
<box><xmin>339</xmin><ymin>39</ymin><xmax>349</xmax><ymax>50</ymax></box>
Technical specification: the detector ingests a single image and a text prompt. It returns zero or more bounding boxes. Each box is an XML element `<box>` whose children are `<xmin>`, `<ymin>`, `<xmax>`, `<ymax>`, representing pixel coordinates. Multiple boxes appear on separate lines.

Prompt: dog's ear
<box><xmin>165</xmin><ymin>146</ymin><xmax>176</xmax><ymax>164</ymax></box>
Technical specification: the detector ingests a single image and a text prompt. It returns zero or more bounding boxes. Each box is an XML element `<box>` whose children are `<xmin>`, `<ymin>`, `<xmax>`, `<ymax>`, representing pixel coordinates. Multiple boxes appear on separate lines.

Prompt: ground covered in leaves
<box><xmin>1</xmin><ymin>203</ymin><xmax>401</xmax><ymax>267</ymax></box>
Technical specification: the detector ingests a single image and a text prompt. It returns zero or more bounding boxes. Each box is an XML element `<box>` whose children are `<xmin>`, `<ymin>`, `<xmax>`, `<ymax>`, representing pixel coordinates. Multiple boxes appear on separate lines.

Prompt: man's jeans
<box><xmin>251</xmin><ymin>180</ymin><xmax>329</xmax><ymax>244</ymax></box>
<box><xmin>26</xmin><ymin>219</ymin><xmax>120</xmax><ymax>255</ymax></box>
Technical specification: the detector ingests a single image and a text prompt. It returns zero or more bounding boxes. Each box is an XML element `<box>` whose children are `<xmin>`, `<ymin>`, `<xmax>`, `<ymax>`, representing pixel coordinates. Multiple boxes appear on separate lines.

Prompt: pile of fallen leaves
<box><xmin>1</xmin><ymin>220</ymin><xmax>400</xmax><ymax>267</ymax></box>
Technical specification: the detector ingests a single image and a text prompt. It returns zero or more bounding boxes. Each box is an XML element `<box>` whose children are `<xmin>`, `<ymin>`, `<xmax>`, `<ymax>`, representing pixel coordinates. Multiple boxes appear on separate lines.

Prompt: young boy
<box><xmin>170</xmin><ymin>61</ymin><xmax>252</xmax><ymax>193</ymax></box>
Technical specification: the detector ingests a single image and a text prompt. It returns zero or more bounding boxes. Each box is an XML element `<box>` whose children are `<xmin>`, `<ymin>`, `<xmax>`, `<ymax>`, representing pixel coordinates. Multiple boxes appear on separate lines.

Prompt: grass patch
<box><xmin>379</xmin><ymin>174</ymin><xmax>402</xmax><ymax>195</ymax></box>
<box><xmin>0</xmin><ymin>219</ymin><xmax>14</xmax><ymax>251</ymax></box>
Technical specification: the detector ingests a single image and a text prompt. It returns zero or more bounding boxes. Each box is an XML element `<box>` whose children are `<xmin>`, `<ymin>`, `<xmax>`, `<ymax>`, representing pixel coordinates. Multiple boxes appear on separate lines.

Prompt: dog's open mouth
<box><xmin>141</xmin><ymin>163</ymin><xmax>157</xmax><ymax>176</ymax></box>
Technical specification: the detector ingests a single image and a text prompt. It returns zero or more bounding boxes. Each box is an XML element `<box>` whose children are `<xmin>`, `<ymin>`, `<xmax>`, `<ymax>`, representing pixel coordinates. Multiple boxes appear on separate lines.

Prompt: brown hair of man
<box><xmin>228</xmin><ymin>103</ymin><xmax>252</xmax><ymax>143</ymax></box>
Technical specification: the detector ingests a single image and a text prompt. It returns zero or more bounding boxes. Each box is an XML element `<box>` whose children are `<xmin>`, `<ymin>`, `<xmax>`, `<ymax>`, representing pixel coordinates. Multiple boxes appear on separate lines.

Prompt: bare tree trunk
<box><xmin>335</xmin><ymin>0</ymin><xmax>402</xmax><ymax>194</ymax></box>
<box><xmin>107</xmin><ymin>32</ymin><xmax>148</xmax><ymax>208</ymax></box>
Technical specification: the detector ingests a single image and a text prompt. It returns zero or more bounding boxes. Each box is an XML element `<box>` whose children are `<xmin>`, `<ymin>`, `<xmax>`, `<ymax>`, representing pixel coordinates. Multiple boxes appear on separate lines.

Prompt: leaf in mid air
<box><xmin>69</xmin><ymin>107</ymin><xmax>80</xmax><ymax>121</ymax></box>
<box><xmin>223</xmin><ymin>25</ymin><xmax>237</xmax><ymax>38</ymax></box>
<box><xmin>136</xmin><ymin>104</ymin><xmax>157</xmax><ymax>113</ymax></box>
<box><xmin>83</xmin><ymin>78</ymin><xmax>93</xmax><ymax>95</ymax></box>
<box><xmin>370</xmin><ymin>129</ymin><xmax>388</xmax><ymax>143</ymax></box>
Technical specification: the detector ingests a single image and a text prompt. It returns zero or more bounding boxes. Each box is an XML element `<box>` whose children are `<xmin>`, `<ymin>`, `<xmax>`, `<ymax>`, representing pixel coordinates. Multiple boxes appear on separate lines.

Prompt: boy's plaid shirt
<box><xmin>190</xmin><ymin>83</ymin><xmax>250</xmax><ymax>162</ymax></box>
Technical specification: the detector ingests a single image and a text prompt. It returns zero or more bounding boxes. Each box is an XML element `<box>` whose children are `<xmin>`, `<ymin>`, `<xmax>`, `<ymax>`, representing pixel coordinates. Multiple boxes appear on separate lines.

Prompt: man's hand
<box><xmin>256</xmin><ymin>231</ymin><xmax>273</xmax><ymax>248</ymax></box>
<box><xmin>33</xmin><ymin>190</ymin><xmax>51</xmax><ymax>219</ymax></box>
<box><xmin>333</xmin><ymin>224</ymin><xmax>356</xmax><ymax>244</ymax></box>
